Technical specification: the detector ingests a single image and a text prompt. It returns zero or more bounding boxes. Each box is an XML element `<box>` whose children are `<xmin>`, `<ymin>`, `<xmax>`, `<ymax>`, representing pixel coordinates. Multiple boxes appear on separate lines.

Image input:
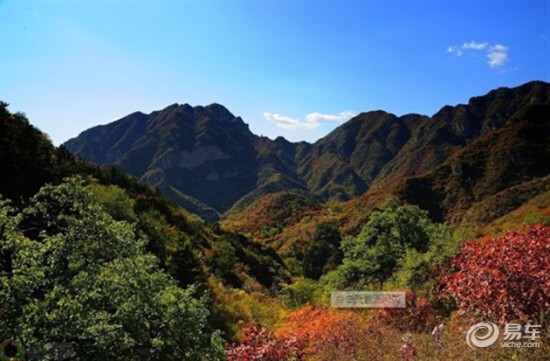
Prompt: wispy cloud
<box><xmin>447</xmin><ymin>40</ymin><xmax>509</xmax><ymax>68</ymax></box>
<box><xmin>263</xmin><ymin>112</ymin><xmax>304</xmax><ymax>129</ymax></box>
<box><xmin>462</xmin><ymin>41</ymin><xmax>488</xmax><ymax>50</ymax></box>
<box><xmin>264</xmin><ymin>110</ymin><xmax>355</xmax><ymax>130</ymax></box>
<box><xmin>305</xmin><ymin>111</ymin><xmax>355</xmax><ymax>124</ymax></box>
<box><xmin>447</xmin><ymin>45</ymin><xmax>463</xmax><ymax>57</ymax></box>
<box><xmin>487</xmin><ymin>44</ymin><xmax>508</xmax><ymax>68</ymax></box>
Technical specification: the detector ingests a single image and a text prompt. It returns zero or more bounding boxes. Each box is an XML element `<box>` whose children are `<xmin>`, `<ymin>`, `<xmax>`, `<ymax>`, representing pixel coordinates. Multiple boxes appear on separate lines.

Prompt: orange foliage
<box><xmin>226</xmin><ymin>325</ymin><xmax>304</xmax><ymax>361</ymax></box>
<box><xmin>276</xmin><ymin>305</ymin><xmax>377</xmax><ymax>358</ymax></box>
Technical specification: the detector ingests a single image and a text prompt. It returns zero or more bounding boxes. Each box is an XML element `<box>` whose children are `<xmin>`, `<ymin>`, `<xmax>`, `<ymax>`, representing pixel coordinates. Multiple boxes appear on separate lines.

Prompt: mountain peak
<box><xmin>64</xmin><ymin>81</ymin><xmax>550</xmax><ymax>221</ymax></box>
<box><xmin>204</xmin><ymin>103</ymin><xmax>235</xmax><ymax>119</ymax></box>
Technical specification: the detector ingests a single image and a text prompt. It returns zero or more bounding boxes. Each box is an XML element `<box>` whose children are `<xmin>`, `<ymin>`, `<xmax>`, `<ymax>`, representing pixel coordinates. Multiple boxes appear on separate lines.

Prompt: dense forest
<box><xmin>0</xmin><ymin>98</ymin><xmax>549</xmax><ymax>360</ymax></box>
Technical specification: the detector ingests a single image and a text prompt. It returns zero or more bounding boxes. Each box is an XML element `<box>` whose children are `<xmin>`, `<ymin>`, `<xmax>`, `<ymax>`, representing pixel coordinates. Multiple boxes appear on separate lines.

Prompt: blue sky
<box><xmin>1</xmin><ymin>0</ymin><xmax>549</xmax><ymax>144</ymax></box>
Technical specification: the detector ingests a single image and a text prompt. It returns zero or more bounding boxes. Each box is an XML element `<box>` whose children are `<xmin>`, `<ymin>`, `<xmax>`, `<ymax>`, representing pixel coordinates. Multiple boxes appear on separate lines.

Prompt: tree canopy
<box><xmin>338</xmin><ymin>197</ymin><xmax>453</xmax><ymax>288</ymax></box>
<box><xmin>0</xmin><ymin>178</ymin><xmax>224</xmax><ymax>360</ymax></box>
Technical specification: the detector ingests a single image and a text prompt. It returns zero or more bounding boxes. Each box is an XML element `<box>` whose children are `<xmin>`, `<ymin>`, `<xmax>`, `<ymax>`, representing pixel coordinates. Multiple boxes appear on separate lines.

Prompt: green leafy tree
<box><xmin>281</xmin><ymin>278</ymin><xmax>318</xmax><ymax>309</ymax></box>
<box><xmin>302</xmin><ymin>222</ymin><xmax>342</xmax><ymax>280</ymax></box>
<box><xmin>338</xmin><ymin>197</ymin><xmax>452</xmax><ymax>288</ymax></box>
<box><xmin>137</xmin><ymin>207</ymin><xmax>204</xmax><ymax>288</ymax></box>
<box><xmin>389</xmin><ymin>222</ymin><xmax>460</xmax><ymax>296</ymax></box>
<box><xmin>90</xmin><ymin>183</ymin><xmax>138</xmax><ymax>223</ymax></box>
<box><xmin>0</xmin><ymin>178</ymin><xmax>224</xmax><ymax>360</ymax></box>
<box><xmin>208</xmin><ymin>238</ymin><xmax>241</xmax><ymax>287</ymax></box>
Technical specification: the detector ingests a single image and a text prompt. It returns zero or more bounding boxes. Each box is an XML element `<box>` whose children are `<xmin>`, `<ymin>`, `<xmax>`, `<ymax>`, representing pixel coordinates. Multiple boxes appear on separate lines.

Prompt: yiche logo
<box><xmin>466</xmin><ymin>322</ymin><xmax>500</xmax><ymax>349</ymax></box>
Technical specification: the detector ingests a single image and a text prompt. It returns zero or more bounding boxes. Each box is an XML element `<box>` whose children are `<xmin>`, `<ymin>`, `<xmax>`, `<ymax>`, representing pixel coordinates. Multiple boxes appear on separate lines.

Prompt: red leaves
<box><xmin>276</xmin><ymin>305</ymin><xmax>373</xmax><ymax>358</ymax></box>
<box><xmin>226</xmin><ymin>307</ymin><xmax>374</xmax><ymax>360</ymax></box>
<box><xmin>225</xmin><ymin>325</ymin><xmax>304</xmax><ymax>361</ymax></box>
<box><xmin>442</xmin><ymin>223</ymin><xmax>549</xmax><ymax>323</ymax></box>
<box><xmin>375</xmin><ymin>292</ymin><xmax>438</xmax><ymax>332</ymax></box>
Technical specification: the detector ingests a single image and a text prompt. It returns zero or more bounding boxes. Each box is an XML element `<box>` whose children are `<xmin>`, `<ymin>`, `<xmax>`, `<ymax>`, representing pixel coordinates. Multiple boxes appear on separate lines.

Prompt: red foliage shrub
<box><xmin>442</xmin><ymin>223</ymin><xmax>549</xmax><ymax>323</ymax></box>
<box><xmin>375</xmin><ymin>292</ymin><xmax>438</xmax><ymax>332</ymax></box>
<box><xmin>276</xmin><ymin>305</ymin><xmax>375</xmax><ymax>358</ymax></box>
<box><xmin>225</xmin><ymin>325</ymin><xmax>304</xmax><ymax>361</ymax></box>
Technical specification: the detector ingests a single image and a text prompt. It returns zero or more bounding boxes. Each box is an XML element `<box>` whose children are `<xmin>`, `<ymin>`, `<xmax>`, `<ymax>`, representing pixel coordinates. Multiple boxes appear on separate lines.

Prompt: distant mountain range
<box><xmin>65</xmin><ymin>81</ymin><xmax>550</xmax><ymax>222</ymax></box>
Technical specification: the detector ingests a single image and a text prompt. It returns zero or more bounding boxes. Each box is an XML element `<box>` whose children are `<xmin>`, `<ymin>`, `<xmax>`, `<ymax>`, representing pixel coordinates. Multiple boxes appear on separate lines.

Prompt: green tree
<box><xmin>389</xmin><ymin>222</ymin><xmax>465</xmax><ymax>297</ymax></box>
<box><xmin>90</xmin><ymin>183</ymin><xmax>138</xmax><ymax>223</ymax></box>
<box><xmin>302</xmin><ymin>222</ymin><xmax>342</xmax><ymax>280</ymax></box>
<box><xmin>208</xmin><ymin>238</ymin><xmax>240</xmax><ymax>287</ymax></box>
<box><xmin>338</xmin><ymin>197</ymin><xmax>452</xmax><ymax>288</ymax></box>
<box><xmin>137</xmin><ymin>207</ymin><xmax>204</xmax><ymax>288</ymax></box>
<box><xmin>0</xmin><ymin>178</ymin><xmax>224</xmax><ymax>360</ymax></box>
<box><xmin>281</xmin><ymin>278</ymin><xmax>318</xmax><ymax>309</ymax></box>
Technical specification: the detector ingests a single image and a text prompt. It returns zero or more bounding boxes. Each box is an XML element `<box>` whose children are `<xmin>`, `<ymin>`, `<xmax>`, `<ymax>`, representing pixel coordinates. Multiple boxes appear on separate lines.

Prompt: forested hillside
<box><xmin>0</xmin><ymin>103</ymin><xmax>292</xmax><ymax>359</ymax></box>
<box><xmin>1</xmin><ymin>85</ymin><xmax>549</xmax><ymax>360</ymax></box>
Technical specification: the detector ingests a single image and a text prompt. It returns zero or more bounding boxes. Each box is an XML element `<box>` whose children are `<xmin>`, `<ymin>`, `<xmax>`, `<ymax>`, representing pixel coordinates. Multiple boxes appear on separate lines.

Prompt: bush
<box><xmin>226</xmin><ymin>325</ymin><xmax>304</xmax><ymax>361</ymax></box>
<box><xmin>281</xmin><ymin>278</ymin><xmax>318</xmax><ymax>309</ymax></box>
<box><xmin>276</xmin><ymin>306</ymin><xmax>375</xmax><ymax>360</ymax></box>
<box><xmin>442</xmin><ymin>223</ymin><xmax>550</xmax><ymax>323</ymax></box>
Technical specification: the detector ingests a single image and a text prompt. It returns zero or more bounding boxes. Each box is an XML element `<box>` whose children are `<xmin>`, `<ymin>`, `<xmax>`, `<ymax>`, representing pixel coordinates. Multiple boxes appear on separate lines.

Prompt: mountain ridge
<box><xmin>65</xmin><ymin>81</ymin><xmax>550</xmax><ymax>221</ymax></box>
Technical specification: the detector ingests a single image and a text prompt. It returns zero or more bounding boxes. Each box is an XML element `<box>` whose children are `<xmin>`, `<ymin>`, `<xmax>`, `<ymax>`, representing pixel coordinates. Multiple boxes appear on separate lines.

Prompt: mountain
<box><xmin>296</xmin><ymin>111</ymin><xmax>411</xmax><ymax>199</ymax></box>
<box><xmin>64</xmin><ymin>104</ymin><xmax>253</xmax><ymax>219</ymax></box>
<box><xmin>0</xmin><ymin>101</ymin><xmax>289</xmax><ymax>289</ymax></box>
<box><xmin>65</xmin><ymin>103</ymin><xmax>305</xmax><ymax>221</ymax></box>
<box><xmin>299</xmin><ymin>80</ymin><xmax>550</xmax><ymax>198</ymax></box>
<box><xmin>65</xmin><ymin>81</ymin><xmax>550</xmax><ymax>222</ymax></box>
<box><xmin>401</xmin><ymin>102</ymin><xmax>550</xmax><ymax>226</ymax></box>
<box><xmin>221</xmin><ymin>102</ymin><xmax>549</xmax><ymax>258</ymax></box>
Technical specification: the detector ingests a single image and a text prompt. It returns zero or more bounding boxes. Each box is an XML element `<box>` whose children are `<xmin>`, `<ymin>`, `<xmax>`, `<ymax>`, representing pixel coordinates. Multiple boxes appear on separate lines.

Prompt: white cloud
<box><xmin>462</xmin><ymin>41</ymin><xmax>488</xmax><ymax>50</ymax></box>
<box><xmin>447</xmin><ymin>41</ymin><xmax>487</xmax><ymax>56</ymax></box>
<box><xmin>447</xmin><ymin>46</ymin><xmax>463</xmax><ymax>56</ymax></box>
<box><xmin>305</xmin><ymin>110</ymin><xmax>355</xmax><ymax>125</ymax></box>
<box><xmin>263</xmin><ymin>112</ymin><xmax>304</xmax><ymax>129</ymax></box>
<box><xmin>264</xmin><ymin>110</ymin><xmax>355</xmax><ymax>130</ymax></box>
<box><xmin>447</xmin><ymin>40</ymin><xmax>509</xmax><ymax>68</ymax></box>
<box><xmin>487</xmin><ymin>44</ymin><xmax>508</xmax><ymax>68</ymax></box>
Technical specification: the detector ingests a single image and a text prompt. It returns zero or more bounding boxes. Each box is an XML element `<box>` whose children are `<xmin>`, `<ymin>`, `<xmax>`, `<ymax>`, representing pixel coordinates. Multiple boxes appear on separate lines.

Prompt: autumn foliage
<box><xmin>276</xmin><ymin>305</ymin><xmax>377</xmax><ymax>360</ymax></box>
<box><xmin>225</xmin><ymin>325</ymin><xmax>304</xmax><ymax>361</ymax></box>
<box><xmin>375</xmin><ymin>292</ymin><xmax>438</xmax><ymax>332</ymax></box>
<box><xmin>442</xmin><ymin>223</ymin><xmax>550</xmax><ymax>323</ymax></box>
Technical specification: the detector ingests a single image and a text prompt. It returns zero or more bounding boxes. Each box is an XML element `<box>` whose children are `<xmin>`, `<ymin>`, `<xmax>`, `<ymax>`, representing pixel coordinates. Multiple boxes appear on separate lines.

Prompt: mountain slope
<box><xmin>300</xmin><ymin>81</ymin><xmax>550</xmax><ymax>198</ymax></box>
<box><xmin>0</xmin><ymin>102</ymin><xmax>291</xmax><ymax>340</ymax></box>
<box><xmin>401</xmin><ymin>103</ymin><xmax>550</xmax><ymax>225</ymax></box>
<box><xmin>65</xmin><ymin>81</ymin><xmax>550</xmax><ymax>221</ymax></box>
<box><xmin>66</xmin><ymin>103</ymin><xmax>305</xmax><ymax>221</ymax></box>
<box><xmin>296</xmin><ymin>111</ymin><xmax>412</xmax><ymax>199</ymax></box>
<box><xmin>222</xmin><ymin>106</ymin><xmax>549</xmax><ymax>261</ymax></box>
<box><xmin>0</xmin><ymin>102</ymin><xmax>289</xmax><ymax>290</ymax></box>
